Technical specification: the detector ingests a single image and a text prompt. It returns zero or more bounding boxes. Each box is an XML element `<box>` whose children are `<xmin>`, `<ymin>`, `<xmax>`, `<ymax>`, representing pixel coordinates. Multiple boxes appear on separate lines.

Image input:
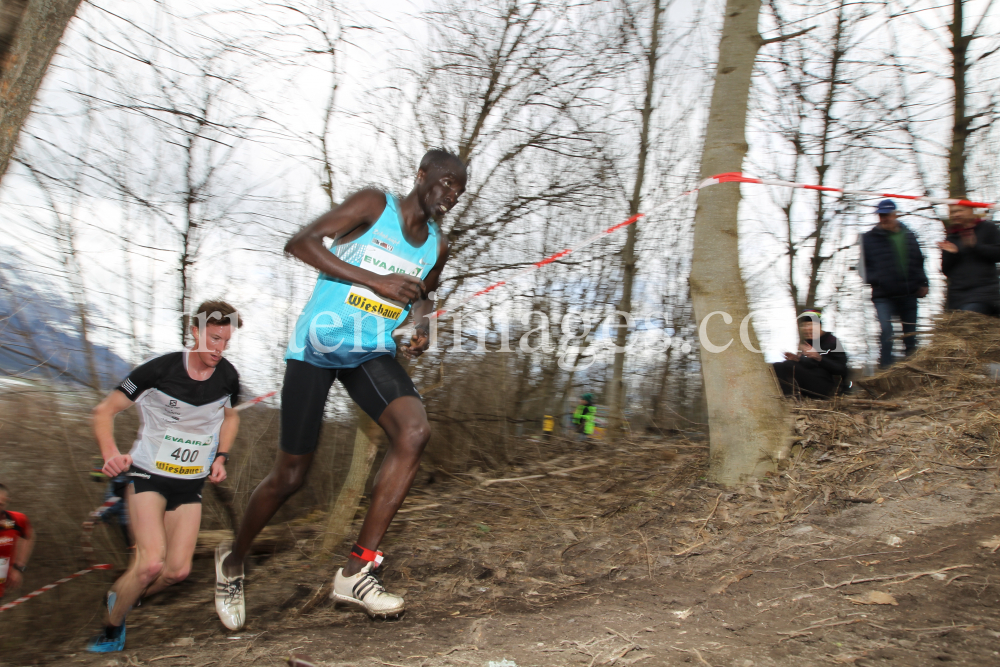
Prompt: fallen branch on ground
<box><xmin>711</xmin><ymin>570</ymin><xmax>753</xmax><ymax>595</ymax></box>
<box><xmin>669</xmin><ymin>646</ymin><xmax>713</xmax><ymax>666</ymax></box>
<box><xmin>811</xmin><ymin>564</ymin><xmax>973</xmax><ymax>590</ymax></box>
<box><xmin>778</xmin><ymin>617</ymin><xmax>866</xmax><ymax>641</ymax></box>
<box><xmin>480</xmin><ymin>462</ymin><xmax>603</xmax><ymax>486</ymax></box>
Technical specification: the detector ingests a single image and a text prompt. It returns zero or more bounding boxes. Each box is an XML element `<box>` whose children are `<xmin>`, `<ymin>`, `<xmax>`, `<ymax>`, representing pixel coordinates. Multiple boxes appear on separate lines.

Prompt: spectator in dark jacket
<box><xmin>772</xmin><ymin>311</ymin><xmax>849</xmax><ymax>399</ymax></box>
<box><xmin>861</xmin><ymin>200</ymin><xmax>929</xmax><ymax>368</ymax></box>
<box><xmin>937</xmin><ymin>203</ymin><xmax>1000</xmax><ymax>316</ymax></box>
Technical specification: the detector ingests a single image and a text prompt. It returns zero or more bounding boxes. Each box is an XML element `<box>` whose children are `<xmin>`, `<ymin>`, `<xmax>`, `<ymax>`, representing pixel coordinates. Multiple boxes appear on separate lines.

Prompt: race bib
<box><xmin>154</xmin><ymin>428</ymin><xmax>214</xmax><ymax>476</ymax></box>
<box><xmin>345</xmin><ymin>245</ymin><xmax>422</xmax><ymax>320</ymax></box>
<box><xmin>0</xmin><ymin>557</ymin><xmax>8</xmax><ymax>584</ymax></box>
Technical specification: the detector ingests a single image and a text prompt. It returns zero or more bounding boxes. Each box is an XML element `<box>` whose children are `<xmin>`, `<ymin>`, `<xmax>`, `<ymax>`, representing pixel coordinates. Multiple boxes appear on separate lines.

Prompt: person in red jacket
<box><xmin>937</xmin><ymin>203</ymin><xmax>1000</xmax><ymax>315</ymax></box>
<box><xmin>0</xmin><ymin>482</ymin><xmax>35</xmax><ymax>600</ymax></box>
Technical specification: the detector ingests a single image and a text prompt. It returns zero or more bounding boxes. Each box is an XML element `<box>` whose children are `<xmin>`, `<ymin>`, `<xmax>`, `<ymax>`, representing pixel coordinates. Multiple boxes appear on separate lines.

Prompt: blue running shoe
<box><xmin>87</xmin><ymin>592</ymin><xmax>125</xmax><ymax>653</ymax></box>
<box><xmin>86</xmin><ymin>624</ymin><xmax>125</xmax><ymax>652</ymax></box>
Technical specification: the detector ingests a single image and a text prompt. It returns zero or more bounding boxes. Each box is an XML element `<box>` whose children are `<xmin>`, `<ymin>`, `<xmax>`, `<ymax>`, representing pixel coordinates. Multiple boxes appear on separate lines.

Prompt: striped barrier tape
<box><xmin>428</xmin><ymin>172</ymin><xmax>997</xmax><ymax>320</ymax></box>
<box><xmin>235</xmin><ymin>390</ymin><xmax>277</xmax><ymax>411</ymax></box>
<box><xmin>0</xmin><ymin>563</ymin><xmax>113</xmax><ymax>613</ymax></box>
<box><xmin>706</xmin><ymin>172</ymin><xmax>998</xmax><ymax>210</ymax></box>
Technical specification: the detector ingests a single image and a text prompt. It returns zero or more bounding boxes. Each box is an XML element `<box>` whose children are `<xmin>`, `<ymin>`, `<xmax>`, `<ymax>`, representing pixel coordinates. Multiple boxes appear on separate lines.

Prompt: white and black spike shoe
<box><xmin>331</xmin><ymin>560</ymin><xmax>405</xmax><ymax>618</ymax></box>
<box><xmin>214</xmin><ymin>543</ymin><xmax>245</xmax><ymax>631</ymax></box>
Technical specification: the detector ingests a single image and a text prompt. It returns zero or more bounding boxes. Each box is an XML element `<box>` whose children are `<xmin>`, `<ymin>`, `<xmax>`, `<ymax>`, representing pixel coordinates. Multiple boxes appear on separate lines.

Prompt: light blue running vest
<box><xmin>285</xmin><ymin>194</ymin><xmax>440</xmax><ymax>368</ymax></box>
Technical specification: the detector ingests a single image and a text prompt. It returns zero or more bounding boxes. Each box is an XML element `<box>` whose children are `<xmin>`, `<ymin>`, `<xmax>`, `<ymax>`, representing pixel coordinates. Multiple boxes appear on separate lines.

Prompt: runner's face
<box><xmin>191</xmin><ymin>323</ymin><xmax>233</xmax><ymax>367</ymax></box>
<box><xmin>418</xmin><ymin>163</ymin><xmax>466</xmax><ymax>219</ymax></box>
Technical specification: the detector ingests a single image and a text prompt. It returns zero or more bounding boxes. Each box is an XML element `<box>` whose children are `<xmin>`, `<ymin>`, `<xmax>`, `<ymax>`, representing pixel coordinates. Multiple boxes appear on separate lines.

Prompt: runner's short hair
<box><xmin>0</xmin><ymin>482</ymin><xmax>8</xmax><ymax>493</ymax></box>
<box><xmin>193</xmin><ymin>300</ymin><xmax>243</xmax><ymax>329</ymax></box>
<box><xmin>420</xmin><ymin>148</ymin><xmax>467</xmax><ymax>175</ymax></box>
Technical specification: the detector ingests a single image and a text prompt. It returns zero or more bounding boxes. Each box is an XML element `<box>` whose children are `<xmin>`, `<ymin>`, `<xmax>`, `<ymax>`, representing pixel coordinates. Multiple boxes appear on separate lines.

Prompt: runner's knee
<box><xmin>395</xmin><ymin>422</ymin><xmax>430</xmax><ymax>458</ymax></box>
<box><xmin>136</xmin><ymin>558</ymin><xmax>165</xmax><ymax>586</ymax></box>
<box><xmin>267</xmin><ymin>464</ymin><xmax>308</xmax><ymax>499</ymax></box>
<box><xmin>161</xmin><ymin>566</ymin><xmax>190</xmax><ymax>586</ymax></box>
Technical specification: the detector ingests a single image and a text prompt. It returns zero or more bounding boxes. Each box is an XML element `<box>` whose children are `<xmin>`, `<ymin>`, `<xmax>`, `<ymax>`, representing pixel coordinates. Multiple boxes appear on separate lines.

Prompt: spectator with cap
<box><xmin>937</xmin><ymin>203</ymin><xmax>1000</xmax><ymax>316</ymax></box>
<box><xmin>860</xmin><ymin>199</ymin><xmax>929</xmax><ymax>368</ymax></box>
<box><xmin>772</xmin><ymin>310</ymin><xmax>849</xmax><ymax>399</ymax></box>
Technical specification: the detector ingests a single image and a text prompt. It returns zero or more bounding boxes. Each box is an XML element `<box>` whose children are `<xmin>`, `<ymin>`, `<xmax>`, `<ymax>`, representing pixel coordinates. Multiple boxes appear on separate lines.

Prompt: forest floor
<box><xmin>10</xmin><ymin>429</ymin><xmax>1000</xmax><ymax>667</ymax></box>
<box><xmin>5</xmin><ymin>313</ymin><xmax>1000</xmax><ymax>667</ymax></box>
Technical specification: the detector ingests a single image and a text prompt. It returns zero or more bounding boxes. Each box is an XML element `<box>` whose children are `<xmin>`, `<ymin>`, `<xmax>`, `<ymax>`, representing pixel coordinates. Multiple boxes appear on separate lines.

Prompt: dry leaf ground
<box><xmin>4</xmin><ymin>312</ymin><xmax>1000</xmax><ymax>666</ymax></box>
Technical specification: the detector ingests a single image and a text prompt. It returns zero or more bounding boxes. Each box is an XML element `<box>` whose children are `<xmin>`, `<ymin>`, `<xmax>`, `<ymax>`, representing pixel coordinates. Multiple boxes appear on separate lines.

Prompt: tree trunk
<box><xmin>0</xmin><ymin>1</ymin><xmax>28</xmax><ymax>69</ymax></box>
<box><xmin>948</xmin><ymin>0</ymin><xmax>969</xmax><ymax>198</ymax></box>
<box><xmin>689</xmin><ymin>0</ymin><xmax>791</xmax><ymax>486</ymax></box>
<box><xmin>0</xmin><ymin>0</ymin><xmax>82</xmax><ymax>182</ymax></box>
<box><xmin>179</xmin><ymin>135</ymin><xmax>197</xmax><ymax>346</ymax></box>
<box><xmin>608</xmin><ymin>0</ymin><xmax>663</xmax><ymax>440</ymax></box>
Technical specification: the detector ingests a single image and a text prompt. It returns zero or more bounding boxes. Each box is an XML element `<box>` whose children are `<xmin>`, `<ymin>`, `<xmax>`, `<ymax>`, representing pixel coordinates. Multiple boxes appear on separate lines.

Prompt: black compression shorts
<box><xmin>281</xmin><ymin>356</ymin><xmax>421</xmax><ymax>455</ymax></box>
<box><xmin>127</xmin><ymin>466</ymin><xmax>205</xmax><ymax>511</ymax></box>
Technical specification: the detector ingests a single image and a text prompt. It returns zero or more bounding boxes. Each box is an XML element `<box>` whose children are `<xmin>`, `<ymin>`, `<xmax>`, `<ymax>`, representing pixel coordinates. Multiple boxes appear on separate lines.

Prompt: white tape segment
<box><xmin>0</xmin><ymin>564</ymin><xmax>113</xmax><ymax>613</ymax></box>
<box><xmin>235</xmin><ymin>391</ymin><xmax>277</xmax><ymax>411</ymax></box>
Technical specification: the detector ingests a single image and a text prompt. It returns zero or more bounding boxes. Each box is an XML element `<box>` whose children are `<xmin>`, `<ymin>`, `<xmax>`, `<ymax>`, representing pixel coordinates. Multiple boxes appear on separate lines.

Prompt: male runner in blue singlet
<box><xmin>215</xmin><ymin>149</ymin><xmax>466</xmax><ymax>629</ymax></box>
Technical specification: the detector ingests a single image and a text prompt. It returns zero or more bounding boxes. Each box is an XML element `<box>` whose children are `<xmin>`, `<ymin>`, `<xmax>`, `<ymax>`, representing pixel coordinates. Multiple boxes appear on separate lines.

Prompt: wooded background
<box><xmin>1</xmin><ymin>0</ymin><xmax>998</xmax><ymax>473</ymax></box>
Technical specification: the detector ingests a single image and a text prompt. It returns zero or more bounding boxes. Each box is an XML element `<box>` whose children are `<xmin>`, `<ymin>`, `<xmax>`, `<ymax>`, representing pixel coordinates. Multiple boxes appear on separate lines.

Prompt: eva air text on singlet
<box><xmin>345</xmin><ymin>245</ymin><xmax>424</xmax><ymax>319</ymax></box>
<box><xmin>154</xmin><ymin>428</ymin><xmax>215</xmax><ymax>476</ymax></box>
<box><xmin>285</xmin><ymin>193</ymin><xmax>439</xmax><ymax>369</ymax></box>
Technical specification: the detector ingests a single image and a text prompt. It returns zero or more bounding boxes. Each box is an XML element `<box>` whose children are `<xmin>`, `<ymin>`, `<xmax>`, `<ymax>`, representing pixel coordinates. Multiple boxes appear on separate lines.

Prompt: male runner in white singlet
<box><xmin>87</xmin><ymin>301</ymin><xmax>243</xmax><ymax>652</ymax></box>
<box><xmin>215</xmin><ymin>150</ymin><xmax>466</xmax><ymax>629</ymax></box>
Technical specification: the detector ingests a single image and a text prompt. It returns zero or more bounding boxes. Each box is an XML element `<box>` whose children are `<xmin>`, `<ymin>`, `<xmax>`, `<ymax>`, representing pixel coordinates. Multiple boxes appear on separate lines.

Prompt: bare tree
<box><xmin>946</xmin><ymin>0</ymin><xmax>997</xmax><ymax>197</ymax></box>
<box><xmin>0</xmin><ymin>0</ymin><xmax>82</xmax><ymax>182</ymax></box>
<box><xmin>690</xmin><ymin>0</ymin><xmax>791</xmax><ymax>485</ymax></box>
<box><xmin>605</xmin><ymin>0</ymin><xmax>664</xmax><ymax>439</ymax></box>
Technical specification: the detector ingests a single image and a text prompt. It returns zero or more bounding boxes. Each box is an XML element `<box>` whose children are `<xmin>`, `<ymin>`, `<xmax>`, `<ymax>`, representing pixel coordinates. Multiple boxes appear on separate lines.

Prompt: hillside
<box><xmin>2</xmin><ymin>313</ymin><xmax>999</xmax><ymax>666</ymax></box>
<box><xmin>1</xmin><ymin>261</ymin><xmax>131</xmax><ymax>387</ymax></box>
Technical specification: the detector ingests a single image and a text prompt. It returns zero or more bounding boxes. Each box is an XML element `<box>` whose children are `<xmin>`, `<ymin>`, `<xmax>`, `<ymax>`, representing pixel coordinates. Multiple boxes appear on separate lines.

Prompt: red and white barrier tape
<box><xmin>429</xmin><ymin>186</ymin><xmax>701</xmax><ymax>319</ymax></box>
<box><xmin>428</xmin><ymin>172</ymin><xmax>997</xmax><ymax>320</ymax></box>
<box><xmin>235</xmin><ymin>390</ymin><xmax>277</xmax><ymax>411</ymax></box>
<box><xmin>705</xmin><ymin>172</ymin><xmax>997</xmax><ymax>210</ymax></box>
<box><xmin>0</xmin><ymin>564</ymin><xmax>113</xmax><ymax>613</ymax></box>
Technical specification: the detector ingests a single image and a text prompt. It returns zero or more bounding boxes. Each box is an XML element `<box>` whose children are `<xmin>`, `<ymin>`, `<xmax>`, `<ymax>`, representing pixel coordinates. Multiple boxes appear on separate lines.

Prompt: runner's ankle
<box><xmin>222</xmin><ymin>553</ymin><xmax>242</xmax><ymax>577</ymax></box>
<box><xmin>343</xmin><ymin>557</ymin><xmax>364</xmax><ymax>577</ymax></box>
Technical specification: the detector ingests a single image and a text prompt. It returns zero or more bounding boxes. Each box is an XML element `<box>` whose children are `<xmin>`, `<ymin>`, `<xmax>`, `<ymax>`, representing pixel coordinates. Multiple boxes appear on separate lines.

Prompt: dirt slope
<box><xmin>5</xmin><ymin>312</ymin><xmax>1000</xmax><ymax>667</ymax></box>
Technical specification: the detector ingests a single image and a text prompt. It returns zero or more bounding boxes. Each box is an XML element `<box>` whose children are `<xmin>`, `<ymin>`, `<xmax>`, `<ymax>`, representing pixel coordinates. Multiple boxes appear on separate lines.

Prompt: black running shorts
<box><xmin>127</xmin><ymin>466</ymin><xmax>205</xmax><ymax>511</ymax></box>
<box><xmin>281</xmin><ymin>356</ymin><xmax>421</xmax><ymax>455</ymax></box>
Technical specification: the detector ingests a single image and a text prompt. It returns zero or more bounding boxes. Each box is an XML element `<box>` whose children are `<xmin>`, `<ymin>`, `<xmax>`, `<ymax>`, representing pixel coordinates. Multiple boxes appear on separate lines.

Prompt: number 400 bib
<box><xmin>155</xmin><ymin>428</ymin><xmax>215</xmax><ymax>476</ymax></box>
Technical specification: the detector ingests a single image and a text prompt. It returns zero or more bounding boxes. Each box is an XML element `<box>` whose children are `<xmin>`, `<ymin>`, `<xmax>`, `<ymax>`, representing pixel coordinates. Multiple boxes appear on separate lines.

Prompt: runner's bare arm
<box><xmin>13</xmin><ymin>519</ymin><xmax>33</xmax><ymax>573</ymax></box>
<box><xmin>404</xmin><ymin>235</ymin><xmax>450</xmax><ymax>358</ymax></box>
<box><xmin>285</xmin><ymin>188</ymin><xmax>425</xmax><ymax>304</ymax></box>
<box><xmin>209</xmin><ymin>407</ymin><xmax>239</xmax><ymax>484</ymax></box>
<box><xmin>92</xmin><ymin>390</ymin><xmax>136</xmax><ymax>477</ymax></box>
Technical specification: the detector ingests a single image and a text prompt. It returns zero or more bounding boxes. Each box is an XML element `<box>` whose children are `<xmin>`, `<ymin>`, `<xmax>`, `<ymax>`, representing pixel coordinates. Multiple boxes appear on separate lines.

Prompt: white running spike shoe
<box><xmin>332</xmin><ymin>561</ymin><xmax>405</xmax><ymax>618</ymax></box>
<box><xmin>214</xmin><ymin>543</ymin><xmax>246</xmax><ymax>631</ymax></box>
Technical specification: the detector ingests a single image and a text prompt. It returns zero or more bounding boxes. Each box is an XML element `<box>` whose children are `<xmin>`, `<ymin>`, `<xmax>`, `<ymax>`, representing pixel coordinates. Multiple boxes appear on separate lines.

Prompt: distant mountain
<box><xmin>0</xmin><ymin>261</ymin><xmax>131</xmax><ymax>389</ymax></box>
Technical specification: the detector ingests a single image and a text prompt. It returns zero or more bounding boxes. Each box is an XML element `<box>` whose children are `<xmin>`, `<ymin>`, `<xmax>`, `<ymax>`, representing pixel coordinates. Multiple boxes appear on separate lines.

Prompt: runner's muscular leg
<box><xmin>222</xmin><ymin>450</ymin><xmax>314</xmax><ymax>577</ymax></box>
<box><xmin>108</xmin><ymin>486</ymin><xmax>166</xmax><ymax>626</ymax></box>
<box><xmin>343</xmin><ymin>395</ymin><xmax>429</xmax><ymax>576</ymax></box>
<box><xmin>144</xmin><ymin>502</ymin><xmax>202</xmax><ymax>597</ymax></box>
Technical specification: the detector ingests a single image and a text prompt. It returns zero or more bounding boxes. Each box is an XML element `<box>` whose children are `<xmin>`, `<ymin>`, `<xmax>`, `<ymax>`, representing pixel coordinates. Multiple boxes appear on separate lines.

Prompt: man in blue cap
<box><xmin>860</xmin><ymin>200</ymin><xmax>929</xmax><ymax>367</ymax></box>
